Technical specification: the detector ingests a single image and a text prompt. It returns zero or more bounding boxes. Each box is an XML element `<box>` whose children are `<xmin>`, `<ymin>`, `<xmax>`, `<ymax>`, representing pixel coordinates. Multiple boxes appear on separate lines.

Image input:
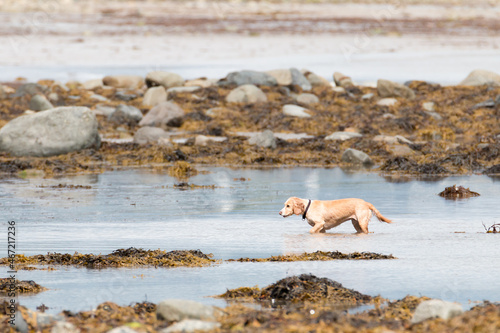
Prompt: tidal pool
<box><xmin>1</xmin><ymin>167</ymin><xmax>499</xmax><ymax>313</ymax></box>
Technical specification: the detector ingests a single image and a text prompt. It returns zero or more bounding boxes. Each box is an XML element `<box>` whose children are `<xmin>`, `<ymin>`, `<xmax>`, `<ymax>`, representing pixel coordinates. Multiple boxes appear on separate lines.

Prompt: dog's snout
<box><xmin>279</xmin><ymin>210</ymin><xmax>282</xmax><ymax>215</ymax></box>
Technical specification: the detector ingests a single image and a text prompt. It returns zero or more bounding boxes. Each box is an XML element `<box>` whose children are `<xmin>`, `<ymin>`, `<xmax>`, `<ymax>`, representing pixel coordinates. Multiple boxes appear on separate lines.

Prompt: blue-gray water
<box><xmin>1</xmin><ymin>167</ymin><xmax>499</xmax><ymax>313</ymax></box>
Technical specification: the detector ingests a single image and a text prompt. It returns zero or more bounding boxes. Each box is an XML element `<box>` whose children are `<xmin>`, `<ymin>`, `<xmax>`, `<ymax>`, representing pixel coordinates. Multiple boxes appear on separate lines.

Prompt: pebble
<box><xmin>377</xmin><ymin>79</ymin><xmax>416</xmax><ymax>99</ymax></box>
<box><xmin>139</xmin><ymin>101</ymin><xmax>184</xmax><ymax>127</ymax></box>
<box><xmin>296</xmin><ymin>93</ymin><xmax>319</xmax><ymax>104</ymax></box>
<box><xmin>142</xmin><ymin>86</ymin><xmax>167</xmax><ymax>107</ymax></box>
<box><xmin>133</xmin><ymin>126</ymin><xmax>170</xmax><ymax>144</ymax></box>
<box><xmin>219</xmin><ymin>70</ymin><xmax>277</xmax><ymax>86</ymax></box>
<box><xmin>166</xmin><ymin>86</ymin><xmax>201</xmax><ymax>97</ymax></box>
<box><xmin>333</xmin><ymin>72</ymin><xmax>354</xmax><ymax>87</ymax></box>
<box><xmin>422</xmin><ymin>101</ymin><xmax>435</xmax><ymax>112</ymax></box>
<box><xmin>14</xmin><ymin>83</ymin><xmax>48</xmax><ymax>97</ymax></box>
<box><xmin>94</xmin><ymin>104</ymin><xmax>116</xmax><ymax>117</ymax></box>
<box><xmin>108</xmin><ymin>104</ymin><xmax>143</xmax><ymax>126</ymax></box>
<box><xmin>115</xmin><ymin>91</ymin><xmax>138</xmax><ymax>101</ymax></box>
<box><xmin>459</xmin><ymin>69</ymin><xmax>500</xmax><ymax>86</ymax></box>
<box><xmin>341</xmin><ymin>148</ymin><xmax>373</xmax><ymax>166</ymax></box>
<box><xmin>102</xmin><ymin>75</ymin><xmax>144</xmax><ymax>89</ymax></box>
<box><xmin>389</xmin><ymin>144</ymin><xmax>415</xmax><ymax>157</ymax></box>
<box><xmin>185</xmin><ymin>78</ymin><xmax>217</xmax><ymax>88</ymax></box>
<box><xmin>106</xmin><ymin>326</ymin><xmax>139</xmax><ymax>333</ymax></box>
<box><xmin>373</xmin><ymin>135</ymin><xmax>412</xmax><ymax>145</ymax></box>
<box><xmin>90</xmin><ymin>93</ymin><xmax>108</xmax><ymax>102</ymax></box>
<box><xmin>194</xmin><ymin>135</ymin><xmax>227</xmax><ymax>146</ymax></box>
<box><xmin>425</xmin><ymin>111</ymin><xmax>443</xmax><ymax>121</ymax></box>
<box><xmin>161</xmin><ymin>319</ymin><xmax>221</xmax><ymax>333</ymax></box>
<box><xmin>303</xmin><ymin>70</ymin><xmax>330</xmax><ymax>87</ymax></box>
<box><xmin>156</xmin><ymin>299</ymin><xmax>217</xmax><ymax>322</ymax></box>
<box><xmin>376</xmin><ymin>98</ymin><xmax>398</xmax><ymax>106</ymax></box>
<box><xmin>146</xmin><ymin>71</ymin><xmax>184</xmax><ymax>89</ymax></box>
<box><xmin>266</xmin><ymin>69</ymin><xmax>292</xmax><ymax>85</ymax></box>
<box><xmin>226</xmin><ymin>84</ymin><xmax>267</xmax><ymax>104</ymax></box>
<box><xmin>51</xmin><ymin>321</ymin><xmax>80</xmax><ymax>333</ymax></box>
<box><xmin>411</xmin><ymin>299</ymin><xmax>463</xmax><ymax>324</ymax></box>
<box><xmin>282</xmin><ymin>104</ymin><xmax>312</xmax><ymax>118</ymax></box>
<box><xmin>361</xmin><ymin>93</ymin><xmax>374</xmax><ymax>100</ymax></box>
<box><xmin>325</xmin><ymin>131</ymin><xmax>363</xmax><ymax>141</ymax></box>
<box><xmin>48</xmin><ymin>92</ymin><xmax>59</xmax><ymax>102</ymax></box>
<box><xmin>248</xmin><ymin>130</ymin><xmax>276</xmax><ymax>149</ymax></box>
<box><xmin>290</xmin><ymin>68</ymin><xmax>312</xmax><ymax>91</ymax></box>
<box><xmin>82</xmin><ymin>78</ymin><xmax>103</xmax><ymax>90</ymax></box>
<box><xmin>29</xmin><ymin>94</ymin><xmax>54</xmax><ymax>111</ymax></box>
<box><xmin>332</xmin><ymin>86</ymin><xmax>346</xmax><ymax>93</ymax></box>
<box><xmin>0</xmin><ymin>106</ymin><xmax>100</xmax><ymax>157</ymax></box>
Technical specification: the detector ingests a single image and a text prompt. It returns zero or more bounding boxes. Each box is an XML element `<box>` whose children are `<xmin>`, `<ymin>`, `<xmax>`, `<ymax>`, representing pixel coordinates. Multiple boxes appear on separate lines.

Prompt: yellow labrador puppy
<box><xmin>279</xmin><ymin>197</ymin><xmax>392</xmax><ymax>234</ymax></box>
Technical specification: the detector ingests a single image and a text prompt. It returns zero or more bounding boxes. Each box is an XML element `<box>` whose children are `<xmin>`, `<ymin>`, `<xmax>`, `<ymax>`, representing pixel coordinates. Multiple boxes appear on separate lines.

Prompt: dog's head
<box><xmin>279</xmin><ymin>197</ymin><xmax>305</xmax><ymax>217</ymax></box>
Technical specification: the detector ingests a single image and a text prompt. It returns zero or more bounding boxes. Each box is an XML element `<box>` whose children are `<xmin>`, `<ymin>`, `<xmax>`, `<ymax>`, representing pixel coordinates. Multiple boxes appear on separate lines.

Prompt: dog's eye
<box><xmin>286</xmin><ymin>205</ymin><xmax>290</xmax><ymax>207</ymax></box>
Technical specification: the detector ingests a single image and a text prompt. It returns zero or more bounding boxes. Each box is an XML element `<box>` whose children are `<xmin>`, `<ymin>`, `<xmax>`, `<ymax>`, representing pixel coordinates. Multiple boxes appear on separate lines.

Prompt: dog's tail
<box><xmin>368</xmin><ymin>203</ymin><xmax>392</xmax><ymax>224</ymax></box>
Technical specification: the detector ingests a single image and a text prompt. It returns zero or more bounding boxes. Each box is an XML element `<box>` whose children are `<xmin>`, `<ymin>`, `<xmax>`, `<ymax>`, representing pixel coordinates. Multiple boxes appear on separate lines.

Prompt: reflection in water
<box><xmin>1</xmin><ymin>167</ymin><xmax>499</xmax><ymax>313</ymax></box>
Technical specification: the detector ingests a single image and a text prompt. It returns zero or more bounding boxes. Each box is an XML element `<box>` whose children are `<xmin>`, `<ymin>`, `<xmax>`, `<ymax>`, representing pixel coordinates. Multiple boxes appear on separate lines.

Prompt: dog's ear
<box><xmin>293</xmin><ymin>199</ymin><xmax>305</xmax><ymax>215</ymax></box>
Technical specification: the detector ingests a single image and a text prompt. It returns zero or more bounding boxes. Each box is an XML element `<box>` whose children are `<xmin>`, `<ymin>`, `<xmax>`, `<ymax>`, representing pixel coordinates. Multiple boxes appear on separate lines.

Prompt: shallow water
<box><xmin>1</xmin><ymin>167</ymin><xmax>499</xmax><ymax>313</ymax></box>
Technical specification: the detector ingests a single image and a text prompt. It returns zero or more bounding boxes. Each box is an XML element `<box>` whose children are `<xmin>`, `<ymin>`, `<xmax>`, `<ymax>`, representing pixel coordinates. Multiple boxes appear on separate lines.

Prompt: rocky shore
<box><xmin>2</xmin><ymin>274</ymin><xmax>499</xmax><ymax>332</ymax></box>
<box><xmin>0</xmin><ymin>68</ymin><xmax>499</xmax><ymax>178</ymax></box>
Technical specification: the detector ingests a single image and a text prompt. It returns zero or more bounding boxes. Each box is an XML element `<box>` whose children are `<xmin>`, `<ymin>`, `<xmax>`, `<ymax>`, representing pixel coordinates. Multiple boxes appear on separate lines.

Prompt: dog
<box><xmin>279</xmin><ymin>197</ymin><xmax>392</xmax><ymax>234</ymax></box>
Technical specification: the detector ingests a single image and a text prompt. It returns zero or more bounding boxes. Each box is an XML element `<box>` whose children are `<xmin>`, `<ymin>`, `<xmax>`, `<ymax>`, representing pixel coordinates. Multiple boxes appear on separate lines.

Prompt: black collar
<box><xmin>302</xmin><ymin>199</ymin><xmax>312</xmax><ymax>220</ymax></box>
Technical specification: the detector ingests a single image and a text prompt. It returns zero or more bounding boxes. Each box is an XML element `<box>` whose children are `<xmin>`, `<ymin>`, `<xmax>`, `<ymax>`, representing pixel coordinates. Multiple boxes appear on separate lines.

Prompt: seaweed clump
<box><xmin>0</xmin><ymin>248</ymin><xmax>216</xmax><ymax>269</ymax></box>
<box><xmin>438</xmin><ymin>185</ymin><xmax>480</xmax><ymax>198</ymax></box>
<box><xmin>217</xmin><ymin>274</ymin><xmax>372</xmax><ymax>306</ymax></box>
<box><xmin>231</xmin><ymin>250</ymin><xmax>396</xmax><ymax>262</ymax></box>
<box><xmin>0</xmin><ymin>278</ymin><xmax>47</xmax><ymax>294</ymax></box>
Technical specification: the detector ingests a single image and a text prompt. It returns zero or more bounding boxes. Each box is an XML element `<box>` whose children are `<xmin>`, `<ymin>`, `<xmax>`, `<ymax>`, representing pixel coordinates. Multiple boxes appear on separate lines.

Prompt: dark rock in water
<box><xmin>438</xmin><ymin>185</ymin><xmax>480</xmax><ymax>199</ymax></box>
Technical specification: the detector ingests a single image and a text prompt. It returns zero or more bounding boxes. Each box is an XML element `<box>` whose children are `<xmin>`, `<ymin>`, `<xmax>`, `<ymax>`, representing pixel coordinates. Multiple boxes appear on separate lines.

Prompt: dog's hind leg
<box><xmin>351</xmin><ymin>219</ymin><xmax>364</xmax><ymax>233</ymax></box>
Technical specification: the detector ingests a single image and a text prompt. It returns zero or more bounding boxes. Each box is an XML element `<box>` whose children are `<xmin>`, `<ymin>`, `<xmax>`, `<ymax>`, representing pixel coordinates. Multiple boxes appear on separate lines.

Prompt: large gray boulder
<box><xmin>226</xmin><ymin>84</ymin><xmax>267</xmax><ymax>104</ymax></box>
<box><xmin>146</xmin><ymin>71</ymin><xmax>184</xmax><ymax>89</ymax></box>
<box><xmin>219</xmin><ymin>70</ymin><xmax>277</xmax><ymax>86</ymax></box>
<box><xmin>156</xmin><ymin>299</ymin><xmax>217</xmax><ymax>322</ymax></box>
<box><xmin>459</xmin><ymin>69</ymin><xmax>500</xmax><ymax>86</ymax></box>
<box><xmin>139</xmin><ymin>101</ymin><xmax>184</xmax><ymax>127</ymax></box>
<box><xmin>0</xmin><ymin>106</ymin><xmax>100</xmax><ymax>157</ymax></box>
<box><xmin>411</xmin><ymin>299</ymin><xmax>463</xmax><ymax>324</ymax></box>
<box><xmin>377</xmin><ymin>79</ymin><xmax>415</xmax><ymax>99</ymax></box>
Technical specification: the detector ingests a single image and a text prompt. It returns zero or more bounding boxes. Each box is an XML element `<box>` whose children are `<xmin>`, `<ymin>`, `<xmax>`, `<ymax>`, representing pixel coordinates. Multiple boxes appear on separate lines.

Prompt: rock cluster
<box><xmin>0</xmin><ymin>68</ymin><xmax>498</xmax><ymax>175</ymax></box>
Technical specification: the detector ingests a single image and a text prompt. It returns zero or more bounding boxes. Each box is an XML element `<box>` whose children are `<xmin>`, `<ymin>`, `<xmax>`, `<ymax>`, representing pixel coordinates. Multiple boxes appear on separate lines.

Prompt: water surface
<box><xmin>1</xmin><ymin>167</ymin><xmax>499</xmax><ymax>313</ymax></box>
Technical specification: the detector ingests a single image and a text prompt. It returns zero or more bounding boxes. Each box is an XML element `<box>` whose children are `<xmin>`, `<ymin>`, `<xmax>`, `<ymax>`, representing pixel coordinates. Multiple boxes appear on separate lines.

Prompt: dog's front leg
<box><xmin>309</xmin><ymin>221</ymin><xmax>326</xmax><ymax>234</ymax></box>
